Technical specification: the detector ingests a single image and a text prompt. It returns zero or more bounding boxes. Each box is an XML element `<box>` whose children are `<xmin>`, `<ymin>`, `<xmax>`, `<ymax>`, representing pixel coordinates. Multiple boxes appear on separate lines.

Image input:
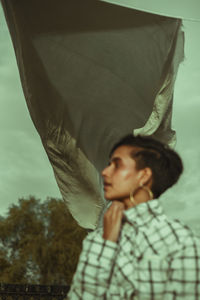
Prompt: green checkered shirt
<box><xmin>68</xmin><ymin>199</ymin><xmax>200</xmax><ymax>299</ymax></box>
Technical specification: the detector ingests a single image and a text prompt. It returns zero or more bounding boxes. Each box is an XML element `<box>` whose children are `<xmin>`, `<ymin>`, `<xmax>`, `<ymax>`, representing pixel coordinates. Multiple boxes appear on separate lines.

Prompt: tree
<box><xmin>0</xmin><ymin>197</ymin><xmax>86</xmax><ymax>284</ymax></box>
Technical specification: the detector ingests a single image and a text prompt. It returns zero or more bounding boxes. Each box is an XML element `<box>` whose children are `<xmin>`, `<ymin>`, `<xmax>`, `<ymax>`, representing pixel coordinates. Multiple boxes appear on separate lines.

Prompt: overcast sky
<box><xmin>0</xmin><ymin>5</ymin><xmax>200</xmax><ymax>232</ymax></box>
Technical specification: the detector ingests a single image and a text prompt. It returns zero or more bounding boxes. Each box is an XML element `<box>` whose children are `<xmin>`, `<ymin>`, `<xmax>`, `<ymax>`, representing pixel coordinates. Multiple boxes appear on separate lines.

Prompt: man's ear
<box><xmin>138</xmin><ymin>167</ymin><xmax>152</xmax><ymax>186</ymax></box>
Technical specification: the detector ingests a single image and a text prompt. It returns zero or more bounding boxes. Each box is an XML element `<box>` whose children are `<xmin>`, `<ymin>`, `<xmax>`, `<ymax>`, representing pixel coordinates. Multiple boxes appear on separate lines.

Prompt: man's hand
<box><xmin>103</xmin><ymin>201</ymin><xmax>125</xmax><ymax>243</ymax></box>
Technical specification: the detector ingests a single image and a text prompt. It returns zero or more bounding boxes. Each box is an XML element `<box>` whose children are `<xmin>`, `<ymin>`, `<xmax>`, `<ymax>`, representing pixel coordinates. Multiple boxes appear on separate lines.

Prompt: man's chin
<box><xmin>104</xmin><ymin>193</ymin><xmax>124</xmax><ymax>202</ymax></box>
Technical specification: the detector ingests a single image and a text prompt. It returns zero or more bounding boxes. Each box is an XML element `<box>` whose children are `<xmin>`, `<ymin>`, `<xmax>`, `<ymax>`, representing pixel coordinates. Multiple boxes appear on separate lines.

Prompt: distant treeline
<box><xmin>0</xmin><ymin>197</ymin><xmax>86</xmax><ymax>285</ymax></box>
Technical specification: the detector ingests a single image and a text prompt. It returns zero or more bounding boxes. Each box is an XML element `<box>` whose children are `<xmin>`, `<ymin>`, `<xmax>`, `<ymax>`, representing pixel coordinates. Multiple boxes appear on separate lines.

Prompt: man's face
<box><xmin>101</xmin><ymin>145</ymin><xmax>142</xmax><ymax>201</ymax></box>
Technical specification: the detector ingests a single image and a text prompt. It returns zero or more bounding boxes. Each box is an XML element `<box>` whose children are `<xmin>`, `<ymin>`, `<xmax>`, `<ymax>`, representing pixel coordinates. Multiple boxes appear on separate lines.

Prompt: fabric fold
<box><xmin>1</xmin><ymin>0</ymin><xmax>184</xmax><ymax>228</ymax></box>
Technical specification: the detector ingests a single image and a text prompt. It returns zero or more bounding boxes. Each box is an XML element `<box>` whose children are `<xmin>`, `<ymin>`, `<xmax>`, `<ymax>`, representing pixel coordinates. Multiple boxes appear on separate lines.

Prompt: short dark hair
<box><xmin>110</xmin><ymin>135</ymin><xmax>183</xmax><ymax>198</ymax></box>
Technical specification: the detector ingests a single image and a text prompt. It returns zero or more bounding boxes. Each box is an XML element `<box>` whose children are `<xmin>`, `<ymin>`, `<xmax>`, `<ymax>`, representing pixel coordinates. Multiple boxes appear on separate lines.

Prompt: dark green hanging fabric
<box><xmin>1</xmin><ymin>0</ymin><xmax>184</xmax><ymax>228</ymax></box>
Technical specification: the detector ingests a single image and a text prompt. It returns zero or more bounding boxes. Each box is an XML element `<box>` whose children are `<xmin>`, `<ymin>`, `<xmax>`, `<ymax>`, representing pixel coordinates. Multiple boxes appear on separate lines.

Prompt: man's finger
<box><xmin>105</xmin><ymin>202</ymin><xmax>124</xmax><ymax>218</ymax></box>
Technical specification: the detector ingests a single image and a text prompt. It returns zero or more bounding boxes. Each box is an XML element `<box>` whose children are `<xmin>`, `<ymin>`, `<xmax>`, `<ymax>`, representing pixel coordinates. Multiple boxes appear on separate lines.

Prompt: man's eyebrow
<box><xmin>109</xmin><ymin>157</ymin><xmax>122</xmax><ymax>163</ymax></box>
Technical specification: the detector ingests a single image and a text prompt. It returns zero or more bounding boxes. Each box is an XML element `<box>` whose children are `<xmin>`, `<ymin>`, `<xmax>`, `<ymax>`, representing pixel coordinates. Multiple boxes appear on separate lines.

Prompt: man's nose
<box><xmin>101</xmin><ymin>165</ymin><xmax>110</xmax><ymax>177</ymax></box>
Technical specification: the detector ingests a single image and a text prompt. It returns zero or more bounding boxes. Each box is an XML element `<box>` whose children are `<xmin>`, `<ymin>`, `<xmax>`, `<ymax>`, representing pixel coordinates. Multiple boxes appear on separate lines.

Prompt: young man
<box><xmin>67</xmin><ymin>135</ymin><xmax>200</xmax><ymax>299</ymax></box>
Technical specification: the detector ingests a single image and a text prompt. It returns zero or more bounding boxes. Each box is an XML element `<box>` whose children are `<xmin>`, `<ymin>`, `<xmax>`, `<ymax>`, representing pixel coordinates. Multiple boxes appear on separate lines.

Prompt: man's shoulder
<box><xmin>158</xmin><ymin>216</ymin><xmax>200</xmax><ymax>253</ymax></box>
<box><xmin>164</xmin><ymin>217</ymin><xmax>199</xmax><ymax>238</ymax></box>
<box><xmin>137</xmin><ymin>214</ymin><xmax>200</xmax><ymax>257</ymax></box>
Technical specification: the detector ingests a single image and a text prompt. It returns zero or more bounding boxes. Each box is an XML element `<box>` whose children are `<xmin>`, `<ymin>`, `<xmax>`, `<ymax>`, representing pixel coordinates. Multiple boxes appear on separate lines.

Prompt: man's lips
<box><xmin>103</xmin><ymin>182</ymin><xmax>112</xmax><ymax>190</ymax></box>
<box><xmin>103</xmin><ymin>181</ymin><xmax>112</xmax><ymax>186</ymax></box>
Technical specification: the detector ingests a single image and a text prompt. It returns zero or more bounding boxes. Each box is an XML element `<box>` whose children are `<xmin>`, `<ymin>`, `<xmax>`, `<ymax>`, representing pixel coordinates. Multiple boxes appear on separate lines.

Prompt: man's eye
<box><xmin>107</xmin><ymin>161</ymin><xmax>120</xmax><ymax>168</ymax></box>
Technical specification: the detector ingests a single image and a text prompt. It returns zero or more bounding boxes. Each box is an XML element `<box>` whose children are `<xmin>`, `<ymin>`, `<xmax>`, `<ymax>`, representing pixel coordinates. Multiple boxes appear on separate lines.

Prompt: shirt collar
<box><xmin>123</xmin><ymin>199</ymin><xmax>165</xmax><ymax>227</ymax></box>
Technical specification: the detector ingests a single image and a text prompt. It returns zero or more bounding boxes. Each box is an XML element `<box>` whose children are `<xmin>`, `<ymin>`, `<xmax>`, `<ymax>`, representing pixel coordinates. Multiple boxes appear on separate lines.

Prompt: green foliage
<box><xmin>0</xmin><ymin>197</ymin><xmax>86</xmax><ymax>285</ymax></box>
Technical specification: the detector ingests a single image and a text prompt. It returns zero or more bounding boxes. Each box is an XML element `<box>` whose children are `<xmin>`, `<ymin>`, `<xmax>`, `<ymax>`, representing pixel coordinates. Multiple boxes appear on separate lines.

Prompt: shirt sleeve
<box><xmin>67</xmin><ymin>229</ymin><xmax>118</xmax><ymax>299</ymax></box>
<box><xmin>164</xmin><ymin>242</ymin><xmax>200</xmax><ymax>298</ymax></box>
